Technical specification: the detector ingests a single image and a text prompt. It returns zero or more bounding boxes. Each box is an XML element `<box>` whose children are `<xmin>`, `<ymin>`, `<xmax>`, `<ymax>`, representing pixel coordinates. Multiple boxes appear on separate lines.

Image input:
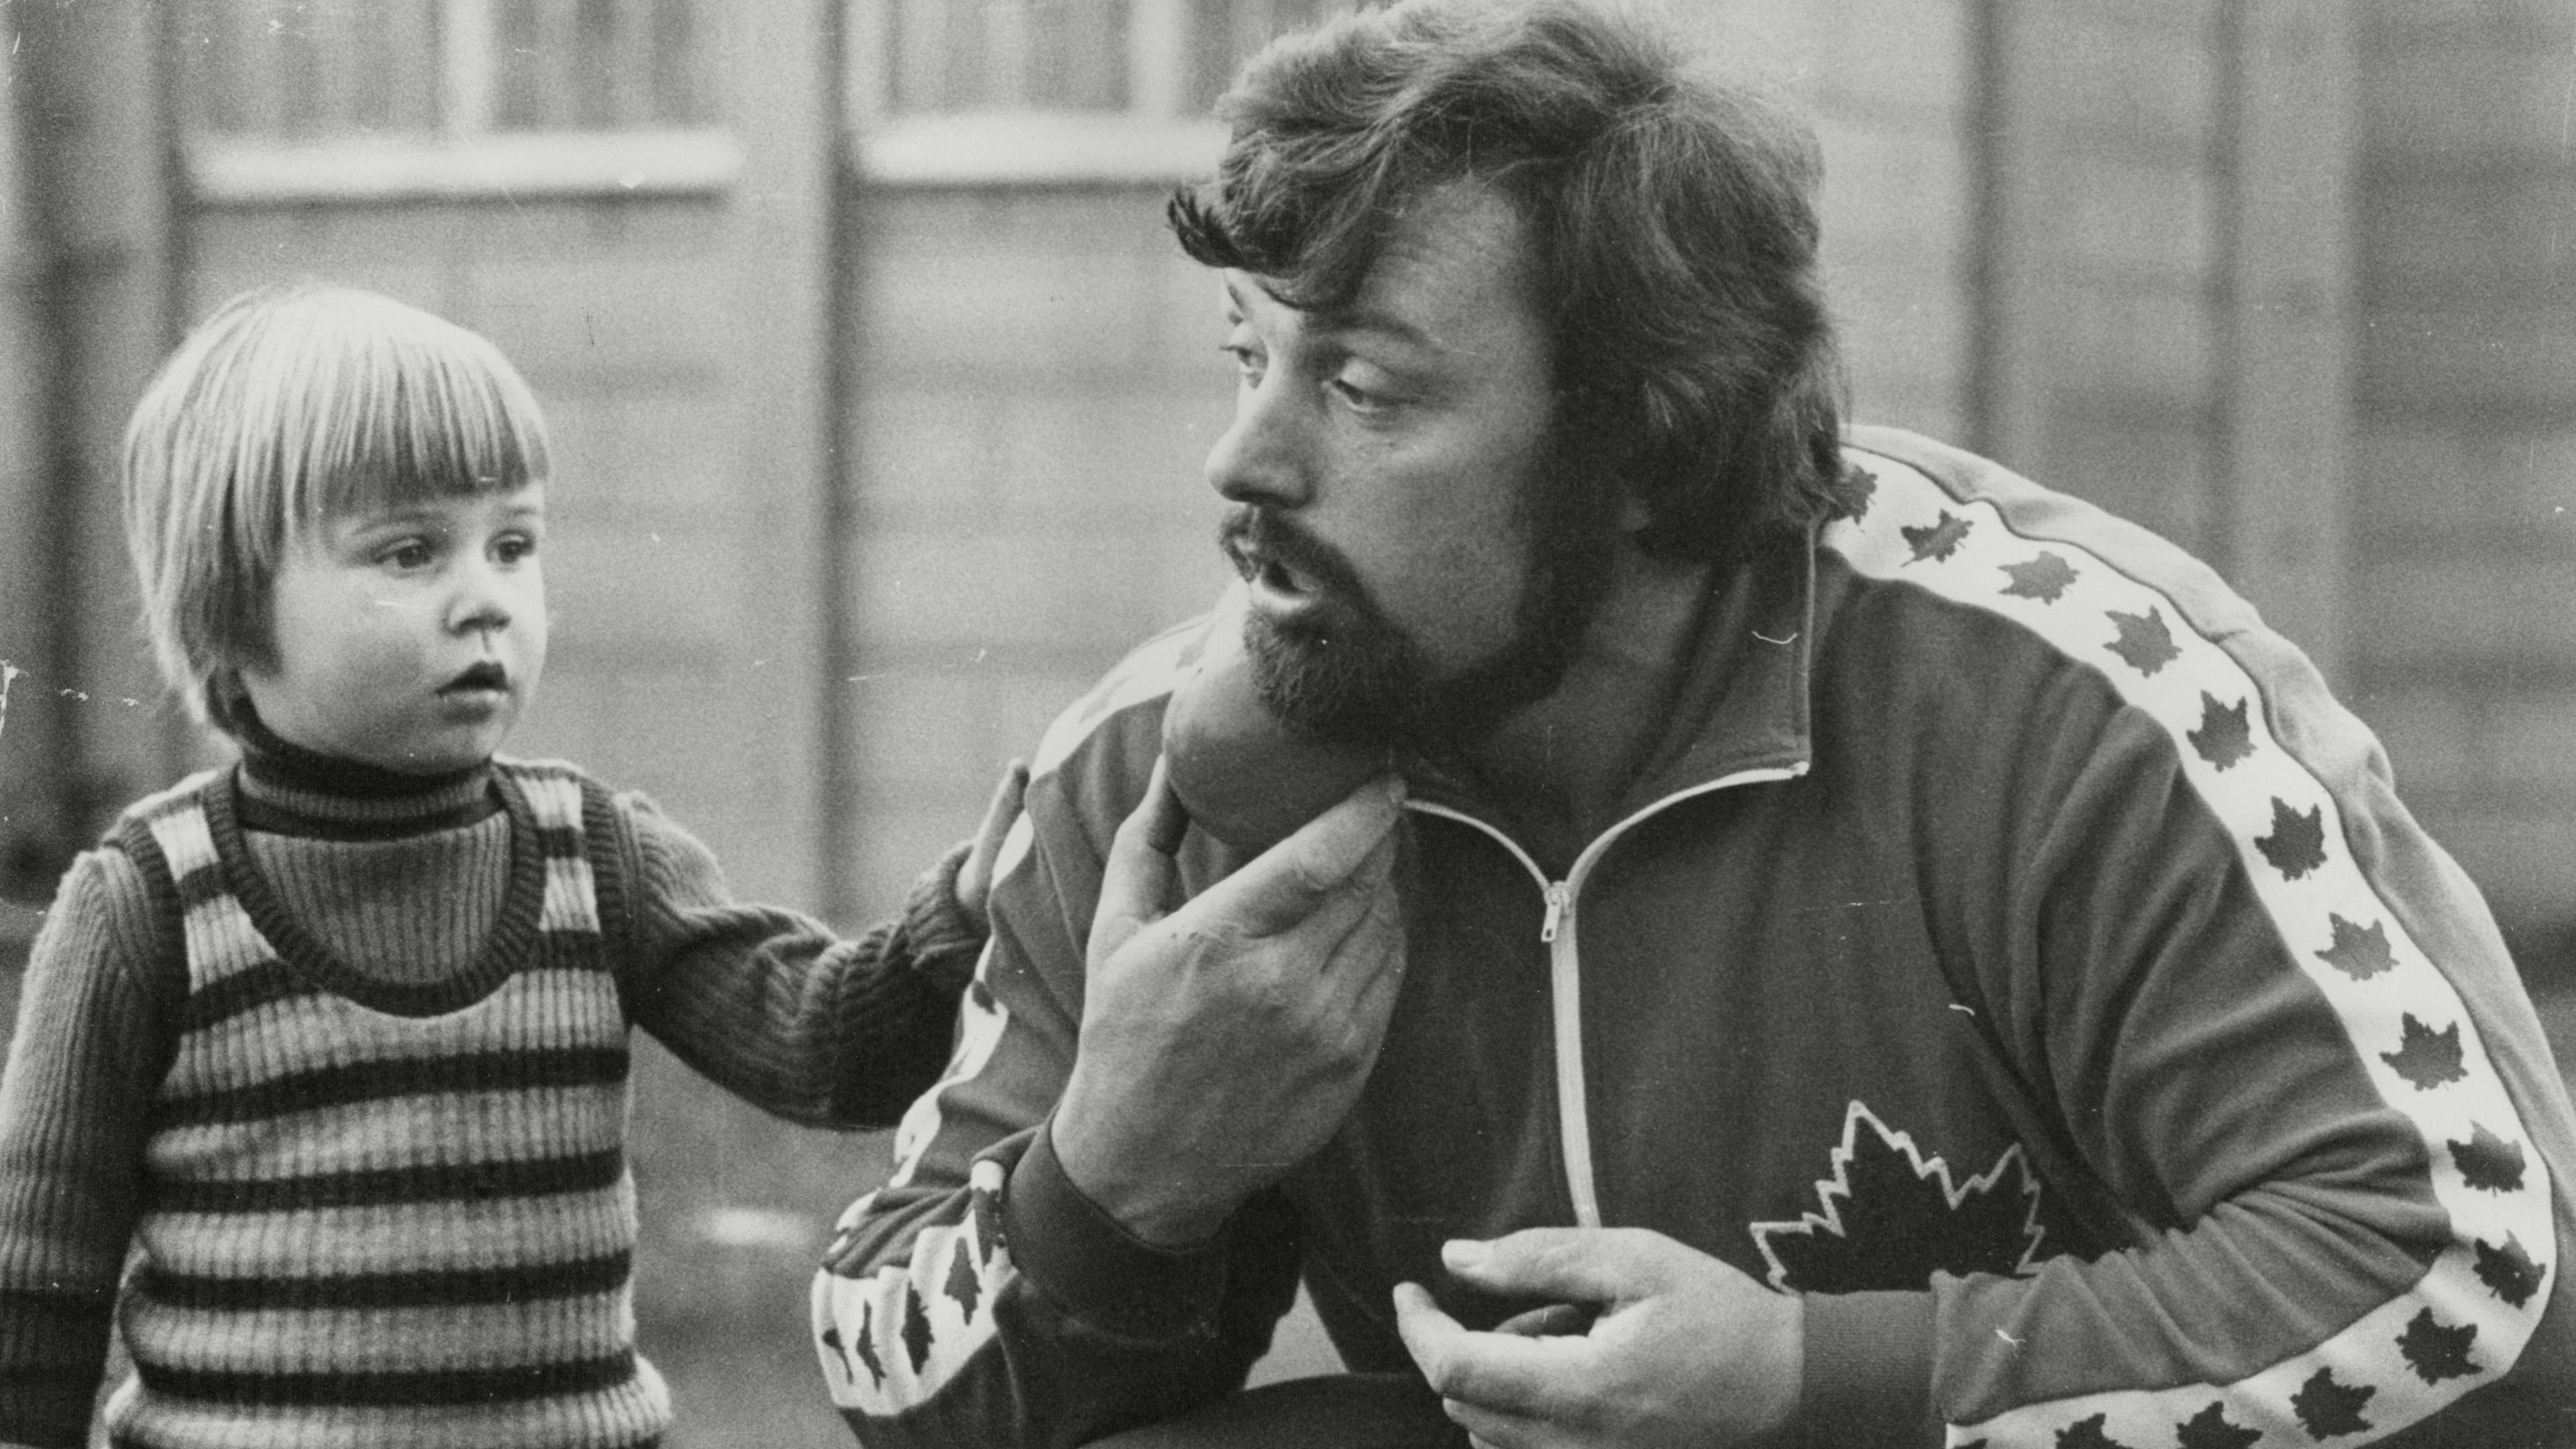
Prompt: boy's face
<box><xmin>240</xmin><ymin>484</ymin><xmax>548</xmax><ymax>773</ymax></box>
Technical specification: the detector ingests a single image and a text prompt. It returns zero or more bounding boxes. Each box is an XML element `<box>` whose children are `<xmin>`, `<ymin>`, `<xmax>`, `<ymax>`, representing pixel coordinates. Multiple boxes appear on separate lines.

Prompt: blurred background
<box><xmin>0</xmin><ymin>0</ymin><xmax>2569</xmax><ymax>1443</ymax></box>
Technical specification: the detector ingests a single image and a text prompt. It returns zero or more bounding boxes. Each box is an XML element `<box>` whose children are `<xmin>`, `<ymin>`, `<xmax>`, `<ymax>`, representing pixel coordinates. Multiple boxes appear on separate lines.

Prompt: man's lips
<box><xmin>1222</xmin><ymin>534</ymin><xmax>1319</xmax><ymax>605</ymax></box>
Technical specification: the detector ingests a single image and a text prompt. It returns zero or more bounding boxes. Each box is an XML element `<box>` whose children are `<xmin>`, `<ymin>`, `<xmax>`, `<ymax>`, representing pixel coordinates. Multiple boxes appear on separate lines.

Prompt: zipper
<box><xmin>1406</xmin><ymin>759</ymin><xmax>1807</xmax><ymax>1230</ymax></box>
<box><xmin>1539</xmin><ymin>881</ymin><xmax>1571</xmax><ymax>943</ymax></box>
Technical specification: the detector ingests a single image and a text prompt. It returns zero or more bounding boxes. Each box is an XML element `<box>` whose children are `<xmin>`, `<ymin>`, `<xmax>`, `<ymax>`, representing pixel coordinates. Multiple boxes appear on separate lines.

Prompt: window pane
<box><xmin>1185</xmin><ymin>0</ymin><xmax>1341</xmax><ymax>113</ymax></box>
<box><xmin>887</xmin><ymin>0</ymin><xmax>1132</xmax><ymax>115</ymax></box>
<box><xmin>174</xmin><ymin>0</ymin><xmax>444</xmax><ymax>138</ymax></box>
<box><xmin>492</xmin><ymin>0</ymin><xmax>553</xmax><ymax>129</ymax></box>
<box><xmin>176</xmin><ymin>0</ymin><xmax>711</xmax><ymax>139</ymax></box>
<box><xmin>1028</xmin><ymin>0</ymin><xmax>1129</xmax><ymax>111</ymax></box>
<box><xmin>651</xmin><ymin>0</ymin><xmax>708</xmax><ymax>125</ymax></box>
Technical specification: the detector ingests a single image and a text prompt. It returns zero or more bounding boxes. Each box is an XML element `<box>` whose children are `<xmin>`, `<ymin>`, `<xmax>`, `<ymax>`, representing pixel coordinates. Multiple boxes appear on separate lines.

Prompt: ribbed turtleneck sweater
<box><xmin>0</xmin><ymin>727</ymin><xmax>982</xmax><ymax>1449</ymax></box>
<box><xmin>228</xmin><ymin>704</ymin><xmax>517</xmax><ymax>991</ymax></box>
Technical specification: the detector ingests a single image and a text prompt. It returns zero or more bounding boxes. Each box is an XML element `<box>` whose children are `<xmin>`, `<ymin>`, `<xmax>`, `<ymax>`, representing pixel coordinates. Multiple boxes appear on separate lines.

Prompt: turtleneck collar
<box><xmin>225</xmin><ymin>690</ymin><xmax>500</xmax><ymax>841</ymax></box>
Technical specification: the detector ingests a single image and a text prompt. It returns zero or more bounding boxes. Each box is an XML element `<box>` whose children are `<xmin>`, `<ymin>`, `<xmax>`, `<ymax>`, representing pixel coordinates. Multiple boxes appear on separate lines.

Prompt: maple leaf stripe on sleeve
<box><xmin>1825</xmin><ymin>441</ymin><xmax>2554</xmax><ymax>1448</ymax></box>
<box><xmin>808</xmin><ymin>618</ymin><xmax>1209</xmax><ymax>1431</ymax></box>
<box><xmin>811</xmin><ymin>1159</ymin><xmax>1016</xmax><ymax>1417</ymax></box>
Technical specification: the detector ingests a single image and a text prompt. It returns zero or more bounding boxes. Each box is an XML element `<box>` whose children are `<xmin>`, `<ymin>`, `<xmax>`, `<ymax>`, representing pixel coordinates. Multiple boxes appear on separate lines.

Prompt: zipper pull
<box><xmin>1540</xmin><ymin>881</ymin><xmax>1572</xmax><ymax>943</ymax></box>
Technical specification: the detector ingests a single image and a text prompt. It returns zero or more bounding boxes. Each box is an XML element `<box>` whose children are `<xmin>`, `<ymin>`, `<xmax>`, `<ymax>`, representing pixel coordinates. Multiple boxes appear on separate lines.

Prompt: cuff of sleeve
<box><xmin>1801</xmin><ymin>1291</ymin><xmax>1935</xmax><ymax>1449</ymax></box>
<box><xmin>1004</xmin><ymin>1120</ymin><xmax>1230</xmax><ymax>1342</ymax></box>
<box><xmin>904</xmin><ymin>841</ymin><xmax>983</xmax><ymax>994</ymax></box>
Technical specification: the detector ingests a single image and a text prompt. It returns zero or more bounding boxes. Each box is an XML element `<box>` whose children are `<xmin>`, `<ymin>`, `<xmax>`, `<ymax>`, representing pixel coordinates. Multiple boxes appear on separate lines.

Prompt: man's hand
<box><xmin>1051</xmin><ymin>758</ymin><xmax>1407</xmax><ymax>1247</ymax></box>
<box><xmin>1393</xmin><ymin>1228</ymin><xmax>1803</xmax><ymax>1449</ymax></box>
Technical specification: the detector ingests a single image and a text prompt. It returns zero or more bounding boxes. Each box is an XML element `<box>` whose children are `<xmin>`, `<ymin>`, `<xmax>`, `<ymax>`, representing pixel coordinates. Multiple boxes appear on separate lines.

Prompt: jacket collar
<box><xmin>1404</xmin><ymin>528</ymin><xmax>1817</xmax><ymax>834</ymax></box>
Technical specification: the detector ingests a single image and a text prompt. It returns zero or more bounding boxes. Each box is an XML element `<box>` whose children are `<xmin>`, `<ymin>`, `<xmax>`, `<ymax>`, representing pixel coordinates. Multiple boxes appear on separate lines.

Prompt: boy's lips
<box><xmin>439</xmin><ymin>661</ymin><xmax>510</xmax><ymax>695</ymax></box>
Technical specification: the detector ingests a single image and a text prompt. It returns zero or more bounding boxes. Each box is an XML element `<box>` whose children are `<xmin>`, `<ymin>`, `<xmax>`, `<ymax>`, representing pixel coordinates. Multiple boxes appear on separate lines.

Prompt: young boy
<box><xmin>0</xmin><ymin>284</ymin><xmax>1013</xmax><ymax>1448</ymax></box>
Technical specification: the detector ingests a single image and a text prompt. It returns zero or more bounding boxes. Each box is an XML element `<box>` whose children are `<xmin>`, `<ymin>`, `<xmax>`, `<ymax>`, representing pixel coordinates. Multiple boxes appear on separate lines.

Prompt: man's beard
<box><xmin>1217</xmin><ymin>446</ymin><xmax>1619</xmax><ymax>753</ymax></box>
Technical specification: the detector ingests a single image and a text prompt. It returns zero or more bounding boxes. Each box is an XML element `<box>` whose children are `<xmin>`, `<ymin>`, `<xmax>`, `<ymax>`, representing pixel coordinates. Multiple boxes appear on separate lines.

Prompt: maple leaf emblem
<box><xmin>2292</xmin><ymin>1365</ymin><xmax>2375</xmax><ymax>1438</ymax></box>
<box><xmin>839</xmin><ymin>1302</ymin><xmax>887</xmax><ymax>1387</ymax></box>
<box><xmin>2053</xmin><ymin>1413</ymin><xmax>2134</xmax><ymax>1449</ymax></box>
<box><xmin>2104</xmin><ymin>606</ymin><xmax>2179</xmax><ymax>675</ymax></box>
<box><xmin>1751</xmin><ymin>1102</ymin><xmax>2044</xmax><ymax>1293</ymax></box>
<box><xmin>1903</xmin><ymin>511</ymin><xmax>1972</xmax><ymax>564</ymax></box>
<box><xmin>2174</xmin><ymin>1401</ymin><xmax>2260</xmax><ymax>1449</ymax></box>
<box><xmin>943</xmin><ymin>1236</ymin><xmax>983</xmax><ymax>1319</ymax></box>
<box><xmin>2396</xmin><ymin>1306</ymin><xmax>2481</xmax><ymax>1383</ymax></box>
<box><xmin>2475</xmin><ymin>1233</ymin><xmax>2544</xmax><ymax>1307</ymax></box>
<box><xmin>2316</xmin><ymin>915</ymin><xmax>2396</xmax><ymax>979</ymax></box>
<box><xmin>2382</xmin><ymin>1014</ymin><xmax>2467</xmax><ymax>1090</ymax></box>
<box><xmin>2255</xmin><ymin>798</ymin><xmax>2326</xmax><ymax>880</ymax></box>
<box><xmin>2061</xmin><ymin>1413</ymin><xmax>2143</xmax><ymax>1444</ymax></box>
<box><xmin>2451</xmin><ymin>1122</ymin><xmax>2527</xmax><ymax>1193</ymax></box>
<box><xmin>1843</xmin><ymin>465</ymin><xmax>1878</xmax><ymax>522</ymax></box>
<box><xmin>2001</xmin><ymin>552</ymin><xmax>2077</xmax><ymax>603</ymax></box>
<box><xmin>902</xmin><ymin>1283</ymin><xmax>934</xmax><ymax>1373</ymax></box>
<box><xmin>2188</xmin><ymin>693</ymin><xmax>2253</xmax><ymax>770</ymax></box>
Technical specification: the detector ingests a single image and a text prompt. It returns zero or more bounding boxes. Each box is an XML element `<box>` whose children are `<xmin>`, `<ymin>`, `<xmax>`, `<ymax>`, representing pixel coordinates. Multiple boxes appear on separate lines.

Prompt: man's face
<box><xmin>1207</xmin><ymin>182</ymin><xmax>1615</xmax><ymax>748</ymax></box>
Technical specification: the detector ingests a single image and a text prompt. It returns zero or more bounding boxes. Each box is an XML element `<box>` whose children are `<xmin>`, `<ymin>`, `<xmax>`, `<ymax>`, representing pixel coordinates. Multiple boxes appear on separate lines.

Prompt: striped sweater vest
<box><xmin>100</xmin><ymin>761</ymin><xmax>672</xmax><ymax>1449</ymax></box>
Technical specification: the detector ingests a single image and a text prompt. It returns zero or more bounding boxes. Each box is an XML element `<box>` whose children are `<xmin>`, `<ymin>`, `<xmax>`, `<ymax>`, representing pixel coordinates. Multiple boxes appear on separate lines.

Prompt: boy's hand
<box><xmin>958</xmin><ymin>760</ymin><xmax>1030</xmax><ymax>935</ymax></box>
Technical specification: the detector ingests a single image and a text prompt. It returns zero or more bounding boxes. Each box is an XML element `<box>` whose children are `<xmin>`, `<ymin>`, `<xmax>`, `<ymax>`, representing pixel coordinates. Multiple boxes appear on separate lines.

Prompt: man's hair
<box><xmin>1170</xmin><ymin>0</ymin><xmax>1858</xmax><ymax>561</ymax></box>
<box><xmin>122</xmin><ymin>283</ymin><xmax>551</xmax><ymax>728</ymax></box>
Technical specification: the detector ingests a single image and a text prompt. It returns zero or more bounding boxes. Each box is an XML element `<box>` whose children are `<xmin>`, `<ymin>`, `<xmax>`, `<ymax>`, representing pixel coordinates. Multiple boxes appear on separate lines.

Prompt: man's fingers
<box><xmin>1490</xmin><ymin>1303</ymin><xmax>1593</xmax><ymax>1338</ymax></box>
<box><xmin>1444</xmin><ymin>1400</ymin><xmax>1537</xmax><ymax>1449</ymax></box>
<box><xmin>1189</xmin><ymin>773</ymin><xmax>1404</xmax><ymax>937</ymax></box>
<box><xmin>1392</xmin><ymin>1282</ymin><xmax>1579</xmax><ymax>1421</ymax></box>
<box><xmin>1090</xmin><ymin>758</ymin><xmax>1187</xmax><ymax>963</ymax></box>
<box><xmin>1440</xmin><ymin>1227</ymin><xmax>1672</xmax><ymax>1307</ymax></box>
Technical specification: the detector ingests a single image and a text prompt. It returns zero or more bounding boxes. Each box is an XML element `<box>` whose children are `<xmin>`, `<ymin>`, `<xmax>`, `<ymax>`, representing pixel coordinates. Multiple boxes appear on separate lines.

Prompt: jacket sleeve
<box><xmin>0</xmin><ymin>849</ymin><xmax>168</xmax><ymax>1449</ymax></box>
<box><xmin>808</xmin><ymin>731</ymin><xmax>1305</xmax><ymax>1449</ymax></box>
<box><xmin>1803</xmin><ymin>597</ymin><xmax>2576</xmax><ymax>1442</ymax></box>
<box><xmin>612</xmin><ymin>792</ymin><xmax>979</xmax><ymax>1128</ymax></box>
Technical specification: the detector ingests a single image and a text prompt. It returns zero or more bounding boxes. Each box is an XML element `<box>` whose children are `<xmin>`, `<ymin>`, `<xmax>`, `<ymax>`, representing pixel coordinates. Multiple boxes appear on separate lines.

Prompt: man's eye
<box><xmin>1223</xmin><ymin>343</ymin><xmax>1266</xmax><ymax>385</ymax></box>
<box><xmin>1329</xmin><ymin>376</ymin><xmax>1391</xmax><ymax>413</ymax></box>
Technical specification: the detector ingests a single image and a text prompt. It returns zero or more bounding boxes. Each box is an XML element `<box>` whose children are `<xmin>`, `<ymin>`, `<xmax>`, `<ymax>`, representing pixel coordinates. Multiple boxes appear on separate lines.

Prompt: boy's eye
<box><xmin>494</xmin><ymin>533</ymin><xmax>538</xmax><ymax>564</ymax></box>
<box><xmin>380</xmin><ymin>540</ymin><xmax>435</xmax><ymax>570</ymax></box>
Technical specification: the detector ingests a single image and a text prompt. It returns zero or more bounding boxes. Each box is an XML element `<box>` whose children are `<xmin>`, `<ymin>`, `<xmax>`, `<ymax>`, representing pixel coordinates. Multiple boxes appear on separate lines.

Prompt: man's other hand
<box><xmin>1052</xmin><ymin>757</ymin><xmax>1407</xmax><ymax>1248</ymax></box>
<box><xmin>1394</xmin><ymin>1228</ymin><xmax>1802</xmax><ymax>1449</ymax></box>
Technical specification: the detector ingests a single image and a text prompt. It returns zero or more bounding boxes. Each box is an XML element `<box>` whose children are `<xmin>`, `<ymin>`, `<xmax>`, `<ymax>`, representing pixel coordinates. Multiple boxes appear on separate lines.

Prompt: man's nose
<box><xmin>1205</xmin><ymin>376</ymin><xmax>1313</xmax><ymax>509</ymax></box>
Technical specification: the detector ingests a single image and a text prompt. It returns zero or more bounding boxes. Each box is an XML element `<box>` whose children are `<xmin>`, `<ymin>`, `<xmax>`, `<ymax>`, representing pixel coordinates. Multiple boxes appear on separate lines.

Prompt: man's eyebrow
<box><xmin>1320</xmin><ymin>303</ymin><xmax>1436</xmax><ymax>352</ymax></box>
<box><xmin>1222</xmin><ymin>272</ymin><xmax>1440</xmax><ymax>356</ymax></box>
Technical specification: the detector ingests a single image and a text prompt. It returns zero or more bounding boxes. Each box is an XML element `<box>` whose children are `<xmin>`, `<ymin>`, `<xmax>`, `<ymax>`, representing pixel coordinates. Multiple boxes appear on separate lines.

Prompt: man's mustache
<box><xmin>1217</xmin><ymin>506</ymin><xmax>1374</xmax><ymax>612</ymax></box>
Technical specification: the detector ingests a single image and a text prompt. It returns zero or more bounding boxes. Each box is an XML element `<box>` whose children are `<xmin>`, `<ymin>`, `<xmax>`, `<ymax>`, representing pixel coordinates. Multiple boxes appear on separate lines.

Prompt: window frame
<box><xmin>845</xmin><ymin>0</ymin><xmax>1226</xmax><ymax>187</ymax></box>
<box><xmin>174</xmin><ymin>0</ymin><xmax>741</xmax><ymax>205</ymax></box>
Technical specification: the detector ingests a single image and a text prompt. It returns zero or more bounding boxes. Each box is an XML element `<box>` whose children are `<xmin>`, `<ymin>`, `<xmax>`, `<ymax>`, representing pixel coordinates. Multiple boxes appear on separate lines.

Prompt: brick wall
<box><xmin>839</xmin><ymin>183</ymin><xmax>1241</xmax><ymax>914</ymax></box>
<box><xmin>1978</xmin><ymin>3</ymin><xmax>2234</xmax><ymax>555</ymax></box>
<box><xmin>2349</xmin><ymin>0</ymin><xmax>2576</xmax><ymax>955</ymax></box>
<box><xmin>1688</xmin><ymin>0</ymin><xmax>1974</xmax><ymax>442</ymax></box>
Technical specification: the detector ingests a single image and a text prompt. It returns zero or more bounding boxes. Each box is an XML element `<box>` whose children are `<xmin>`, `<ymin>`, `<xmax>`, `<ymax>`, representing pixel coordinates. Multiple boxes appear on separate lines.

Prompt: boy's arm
<box><xmin>0</xmin><ymin>849</ymin><xmax>168</xmax><ymax>1449</ymax></box>
<box><xmin>610</xmin><ymin>790</ymin><xmax>987</xmax><ymax>1128</ymax></box>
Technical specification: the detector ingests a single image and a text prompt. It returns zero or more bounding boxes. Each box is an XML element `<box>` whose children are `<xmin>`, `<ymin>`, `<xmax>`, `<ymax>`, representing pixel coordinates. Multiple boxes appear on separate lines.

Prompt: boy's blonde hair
<box><xmin>122</xmin><ymin>283</ymin><xmax>552</xmax><ymax>728</ymax></box>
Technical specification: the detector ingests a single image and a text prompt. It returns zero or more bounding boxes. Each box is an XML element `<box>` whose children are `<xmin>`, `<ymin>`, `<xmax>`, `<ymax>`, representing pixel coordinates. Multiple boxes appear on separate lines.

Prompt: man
<box><xmin>812</xmin><ymin>2</ymin><xmax>2576</xmax><ymax>1445</ymax></box>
